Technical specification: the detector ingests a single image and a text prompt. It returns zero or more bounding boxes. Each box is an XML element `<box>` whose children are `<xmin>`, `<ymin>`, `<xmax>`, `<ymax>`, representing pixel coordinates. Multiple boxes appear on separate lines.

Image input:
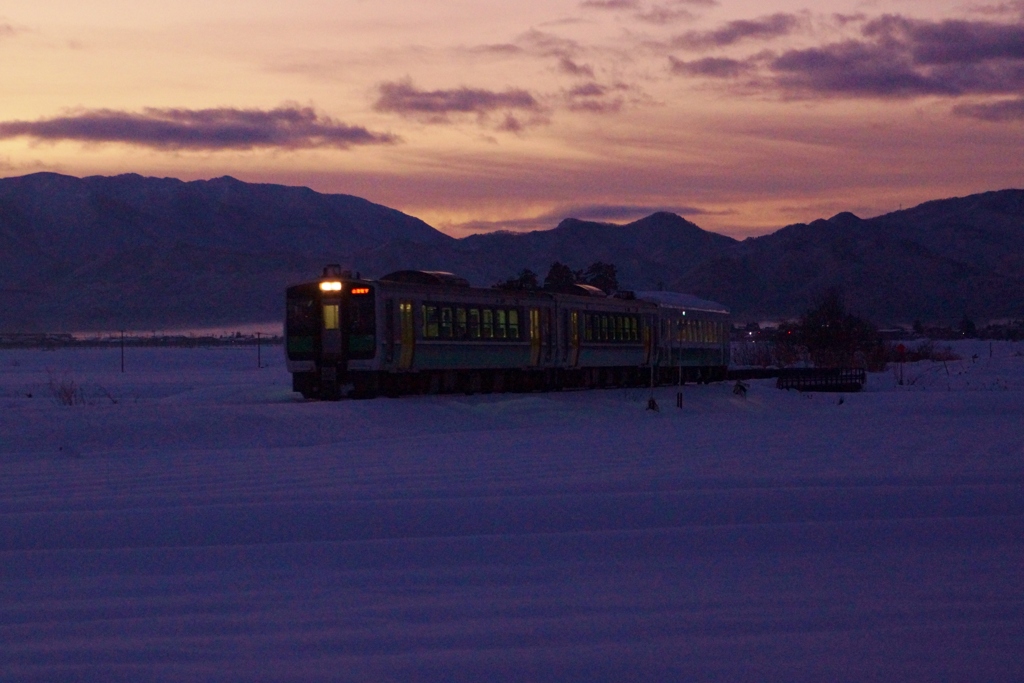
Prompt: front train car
<box><xmin>285</xmin><ymin>265</ymin><xmax>377</xmax><ymax>399</ymax></box>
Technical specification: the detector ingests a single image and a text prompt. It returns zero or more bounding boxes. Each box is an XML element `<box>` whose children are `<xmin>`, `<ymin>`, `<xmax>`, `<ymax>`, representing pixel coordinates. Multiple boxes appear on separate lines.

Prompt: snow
<box><xmin>1</xmin><ymin>341</ymin><xmax>1023</xmax><ymax>681</ymax></box>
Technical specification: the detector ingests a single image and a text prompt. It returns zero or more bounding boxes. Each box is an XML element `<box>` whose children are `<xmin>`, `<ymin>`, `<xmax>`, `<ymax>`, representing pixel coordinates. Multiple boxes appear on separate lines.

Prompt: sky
<box><xmin>1</xmin><ymin>0</ymin><xmax>1023</xmax><ymax>238</ymax></box>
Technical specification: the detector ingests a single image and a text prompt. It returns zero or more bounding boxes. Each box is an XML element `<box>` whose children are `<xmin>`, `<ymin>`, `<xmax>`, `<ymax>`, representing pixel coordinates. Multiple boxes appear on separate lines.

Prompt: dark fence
<box><xmin>728</xmin><ymin>367</ymin><xmax>867</xmax><ymax>392</ymax></box>
<box><xmin>775</xmin><ymin>368</ymin><xmax>866</xmax><ymax>392</ymax></box>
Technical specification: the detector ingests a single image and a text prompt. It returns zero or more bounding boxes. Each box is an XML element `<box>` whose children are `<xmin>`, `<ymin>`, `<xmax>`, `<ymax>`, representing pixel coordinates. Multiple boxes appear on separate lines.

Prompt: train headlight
<box><xmin>319</xmin><ymin>281</ymin><xmax>342</xmax><ymax>292</ymax></box>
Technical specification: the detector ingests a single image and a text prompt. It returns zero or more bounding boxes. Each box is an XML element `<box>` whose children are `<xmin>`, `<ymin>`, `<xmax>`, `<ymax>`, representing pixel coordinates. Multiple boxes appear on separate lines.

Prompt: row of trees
<box><xmin>778</xmin><ymin>288</ymin><xmax>886</xmax><ymax>369</ymax></box>
<box><xmin>495</xmin><ymin>261</ymin><xmax>619</xmax><ymax>294</ymax></box>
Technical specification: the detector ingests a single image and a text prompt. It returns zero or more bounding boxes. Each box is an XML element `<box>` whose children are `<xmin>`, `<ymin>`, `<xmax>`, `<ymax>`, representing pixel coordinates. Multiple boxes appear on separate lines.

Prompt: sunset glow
<box><xmin>2</xmin><ymin>0</ymin><xmax>1023</xmax><ymax>237</ymax></box>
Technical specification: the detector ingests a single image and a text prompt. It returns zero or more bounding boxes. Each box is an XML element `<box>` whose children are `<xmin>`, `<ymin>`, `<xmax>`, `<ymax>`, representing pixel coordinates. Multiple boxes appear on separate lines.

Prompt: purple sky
<box><xmin>2</xmin><ymin>0</ymin><xmax>1023</xmax><ymax>237</ymax></box>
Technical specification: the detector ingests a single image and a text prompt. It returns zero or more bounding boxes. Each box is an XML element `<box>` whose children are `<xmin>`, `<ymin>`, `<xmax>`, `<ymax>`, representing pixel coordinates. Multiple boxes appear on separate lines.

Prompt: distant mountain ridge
<box><xmin>0</xmin><ymin>172</ymin><xmax>1021</xmax><ymax>331</ymax></box>
<box><xmin>675</xmin><ymin>190</ymin><xmax>1024</xmax><ymax>323</ymax></box>
<box><xmin>0</xmin><ymin>173</ymin><xmax>450</xmax><ymax>330</ymax></box>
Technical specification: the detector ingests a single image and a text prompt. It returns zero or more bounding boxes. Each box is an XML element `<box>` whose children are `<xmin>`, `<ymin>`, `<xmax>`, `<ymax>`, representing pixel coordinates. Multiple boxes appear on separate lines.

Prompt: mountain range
<box><xmin>1</xmin><ymin>172</ymin><xmax>1021</xmax><ymax>331</ymax></box>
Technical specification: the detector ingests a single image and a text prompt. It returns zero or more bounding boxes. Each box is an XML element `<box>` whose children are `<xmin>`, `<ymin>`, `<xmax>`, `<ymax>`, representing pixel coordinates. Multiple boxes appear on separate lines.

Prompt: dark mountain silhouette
<box><xmin>455</xmin><ymin>212</ymin><xmax>739</xmax><ymax>290</ymax></box>
<box><xmin>676</xmin><ymin>190</ymin><xmax>1024</xmax><ymax>324</ymax></box>
<box><xmin>1</xmin><ymin>172</ymin><xmax>1021</xmax><ymax>331</ymax></box>
<box><xmin>0</xmin><ymin>173</ymin><xmax>451</xmax><ymax>330</ymax></box>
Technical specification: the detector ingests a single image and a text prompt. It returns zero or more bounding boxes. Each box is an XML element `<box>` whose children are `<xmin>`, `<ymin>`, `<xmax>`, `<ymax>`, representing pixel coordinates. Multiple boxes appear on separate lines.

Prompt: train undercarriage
<box><xmin>293</xmin><ymin>365</ymin><xmax>728</xmax><ymax>400</ymax></box>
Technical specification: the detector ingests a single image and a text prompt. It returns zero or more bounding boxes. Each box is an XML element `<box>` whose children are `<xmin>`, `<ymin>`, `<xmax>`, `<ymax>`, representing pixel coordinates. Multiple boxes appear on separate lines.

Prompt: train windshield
<box><xmin>286</xmin><ymin>294</ymin><xmax>318</xmax><ymax>359</ymax></box>
<box><xmin>286</xmin><ymin>296</ymin><xmax>318</xmax><ymax>335</ymax></box>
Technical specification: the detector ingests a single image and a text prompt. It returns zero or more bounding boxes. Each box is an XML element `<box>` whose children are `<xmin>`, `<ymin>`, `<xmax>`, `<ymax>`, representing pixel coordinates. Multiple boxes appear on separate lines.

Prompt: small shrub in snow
<box><xmin>47</xmin><ymin>370</ymin><xmax>84</xmax><ymax>406</ymax></box>
<box><xmin>96</xmin><ymin>386</ymin><xmax>119</xmax><ymax>404</ymax></box>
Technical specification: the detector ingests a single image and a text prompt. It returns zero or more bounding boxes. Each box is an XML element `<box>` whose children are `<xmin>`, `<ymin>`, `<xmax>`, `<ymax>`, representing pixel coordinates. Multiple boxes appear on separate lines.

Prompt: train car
<box><xmin>285</xmin><ymin>266</ymin><xmax>729</xmax><ymax>399</ymax></box>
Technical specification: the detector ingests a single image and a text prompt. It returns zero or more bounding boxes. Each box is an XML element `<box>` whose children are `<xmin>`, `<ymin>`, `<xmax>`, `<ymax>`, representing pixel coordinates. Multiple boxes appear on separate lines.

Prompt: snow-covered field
<box><xmin>1</xmin><ymin>342</ymin><xmax>1022</xmax><ymax>682</ymax></box>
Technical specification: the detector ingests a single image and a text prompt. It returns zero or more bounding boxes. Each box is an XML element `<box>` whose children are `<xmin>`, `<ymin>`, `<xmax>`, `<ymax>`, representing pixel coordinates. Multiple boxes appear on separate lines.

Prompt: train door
<box><xmin>642</xmin><ymin>315</ymin><xmax>653</xmax><ymax>365</ymax></box>
<box><xmin>322</xmin><ymin>298</ymin><xmax>342</xmax><ymax>356</ymax></box>
<box><xmin>399</xmin><ymin>301</ymin><xmax>415</xmax><ymax>369</ymax></box>
<box><xmin>529</xmin><ymin>308</ymin><xmax>541</xmax><ymax>366</ymax></box>
<box><xmin>384</xmin><ymin>299</ymin><xmax>395</xmax><ymax>364</ymax></box>
<box><xmin>570</xmin><ymin>310</ymin><xmax>580</xmax><ymax>366</ymax></box>
<box><xmin>561</xmin><ymin>309</ymin><xmax>570</xmax><ymax>362</ymax></box>
<box><xmin>544</xmin><ymin>308</ymin><xmax>554</xmax><ymax>362</ymax></box>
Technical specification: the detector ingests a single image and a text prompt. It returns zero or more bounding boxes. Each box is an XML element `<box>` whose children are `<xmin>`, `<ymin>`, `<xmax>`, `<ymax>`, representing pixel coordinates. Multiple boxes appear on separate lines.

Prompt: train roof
<box><xmin>634</xmin><ymin>291</ymin><xmax>729</xmax><ymax>315</ymax></box>
<box><xmin>378</xmin><ymin>270</ymin><xmax>471</xmax><ymax>287</ymax></box>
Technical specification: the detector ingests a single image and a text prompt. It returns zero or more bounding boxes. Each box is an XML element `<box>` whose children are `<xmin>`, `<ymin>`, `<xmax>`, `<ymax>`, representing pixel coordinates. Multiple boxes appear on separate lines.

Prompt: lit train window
<box><xmin>579</xmin><ymin>313</ymin><xmax>642</xmax><ymax>343</ymax></box>
<box><xmin>469</xmin><ymin>309</ymin><xmax>481</xmax><ymax>338</ymax></box>
<box><xmin>411</xmin><ymin>304</ymin><xmax>530</xmax><ymax>342</ymax></box>
<box><xmin>323</xmin><ymin>304</ymin><xmax>339</xmax><ymax>330</ymax></box>
<box><xmin>495</xmin><ymin>309</ymin><xmax>507</xmax><ymax>339</ymax></box>
<box><xmin>456</xmin><ymin>308</ymin><xmax>467</xmax><ymax>338</ymax></box>
<box><xmin>482</xmin><ymin>309</ymin><xmax>493</xmax><ymax>339</ymax></box>
<box><xmin>440</xmin><ymin>308</ymin><xmax>453</xmax><ymax>338</ymax></box>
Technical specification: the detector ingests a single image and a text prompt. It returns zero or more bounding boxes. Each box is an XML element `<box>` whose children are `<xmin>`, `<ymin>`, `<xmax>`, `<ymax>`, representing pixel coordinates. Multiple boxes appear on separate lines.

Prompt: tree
<box><xmin>795</xmin><ymin>287</ymin><xmax>882</xmax><ymax>369</ymax></box>
<box><xmin>494</xmin><ymin>269</ymin><xmax>539</xmax><ymax>291</ymax></box>
<box><xmin>580</xmin><ymin>262</ymin><xmax>619</xmax><ymax>293</ymax></box>
<box><xmin>543</xmin><ymin>262</ymin><xmax>577</xmax><ymax>290</ymax></box>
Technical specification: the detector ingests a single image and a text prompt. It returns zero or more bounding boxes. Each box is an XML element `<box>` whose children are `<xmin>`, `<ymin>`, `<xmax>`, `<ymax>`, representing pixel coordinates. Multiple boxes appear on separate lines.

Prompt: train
<box><xmin>285</xmin><ymin>266</ymin><xmax>730</xmax><ymax>399</ymax></box>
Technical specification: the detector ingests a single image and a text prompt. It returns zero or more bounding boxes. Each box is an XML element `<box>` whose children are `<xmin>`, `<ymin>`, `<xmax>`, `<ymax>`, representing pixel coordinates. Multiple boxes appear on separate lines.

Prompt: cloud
<box><xmin>864</xmin><ymin>15</ymin><xmax>1024</xmax><ymax>65</ymax></box>
<box><xmin>832</xmin><ymin>13</ymin><xmax>867</xmax><ymax>27</ymax></box>
<box><xmin>468</xmin><ymin>43</ymin><xmax>524</xmax><ymax>56</ymax></box>
<box><xmin>374</xmin><ymin>80</ymin><xmax>540</xmax><ymax>120</ymax></box>
<box><xmin>636</xmin><ymin>6</ymin><xmax>698</xmax><ymax>25</ymax></box>
<box><xmin>673</xmin><ymin>13</ymin><xmax>802</xmax><ymax>50</ymax></box>
<box><xmin>769</xmin><ymin>41</ymin><xmax>958</xmax><ymax>97</ymax></box>
<box><xmin>967</xmin><ymin>1</ymin><xmax>1024</xmax><ymax>18</ymax></box>
<box><xmin>569</xmin><ymin>83</ymin><xmax>608</xmax><ymax>97</ymax></box>
<box><xmin>559</xmin><ymin>56</ymin><xmax>595</xmax><ymax>78</ymax></box>
<box><xmin>510</xmin><ymin>29</ymin><xmax>604</xmax><ymax>82</ymax></box>
<box><xmin>580</xmin><ymin>0</ymin><xmax>716</xmax><ymax>24</ymax></box>
<box><xmin>769</xmin><ymin>16</ymin><xmax>1024</xmax><ymax>98</ymax></box>
<box><xmin>516</xmin><ymin>29</ymin><xmax>583</xmax><ymax>59</ymax></box>
<box><xmin>581</xmin><ymin>0</ymin><xmax>715</xmax><ymax>9</ymax></box>
<box><xmin>580</xmin><ymin>0</ymin><xmax>640</xmax><ymax>9</ymax></box>
<box><xmin>497</xmin><ymin>114</ymin><xmax>528</xmax><ymax>132</ymax></box>
<box><xmin>564</xmin><ymin>83</ymin><xmax>625</xmax><ymax>113</ymax></box>
<box><xmin>954</xmin><ymin>96</ymin><xmax>1024</xmax><ymax>120</ymax></box>
<box><xmin>670</xmin><ymin>56</ymin><xmax>750</xmax><ymax>78</ymax></box>
<box><xmin>669</xmin><ymin>13</ymin><xmax>1024</xmax><ymax>113</ymax></box>
<box><xmin>0</xmin><ymin>106</ymin><xmax>396</xmax><ymax>150</ymax></box>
